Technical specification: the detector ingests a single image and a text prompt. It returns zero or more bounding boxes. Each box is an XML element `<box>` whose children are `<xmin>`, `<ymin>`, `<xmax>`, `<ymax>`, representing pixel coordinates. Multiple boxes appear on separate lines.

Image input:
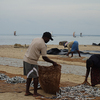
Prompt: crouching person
<box><xmin>83</xmin><ymin>54</ymin><xmax>100</xmax><ymax>86</ymax></box>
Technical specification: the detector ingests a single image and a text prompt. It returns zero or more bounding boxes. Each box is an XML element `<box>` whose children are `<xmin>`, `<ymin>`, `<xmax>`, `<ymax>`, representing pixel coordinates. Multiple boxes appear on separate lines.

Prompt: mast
<box><xmin>51</xmin><ymin>31</ymin><xmax>53</xmax><ymax>37</ymax></box>
<box><xmin>14</xmin><ymin>31</ymin><xmax>16</xmax><ymax>36</ymax></box>
<box><xmin>80</xmin><ymin>33</ymin><xmax>82</xmax><ymax>37</ymax></box>
<box><xmin>73</xmin><ymin>32</ymin><xmax>76</xmax><ymax>37</ymax></box>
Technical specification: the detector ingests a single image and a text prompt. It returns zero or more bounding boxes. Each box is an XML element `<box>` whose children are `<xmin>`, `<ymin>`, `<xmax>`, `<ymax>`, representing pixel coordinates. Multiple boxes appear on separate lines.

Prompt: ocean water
<box><xmin>0</xmin><ymin>34</ymin><xmax>100</xmax><ymax>45</ymax></box>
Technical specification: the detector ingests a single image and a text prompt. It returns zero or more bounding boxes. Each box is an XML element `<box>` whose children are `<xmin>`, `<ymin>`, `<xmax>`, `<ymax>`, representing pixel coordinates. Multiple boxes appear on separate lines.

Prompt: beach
<box><xmin>0</xmin><ymin>44</ymin><xmax>100</xmax><ymax>100</ymax></box>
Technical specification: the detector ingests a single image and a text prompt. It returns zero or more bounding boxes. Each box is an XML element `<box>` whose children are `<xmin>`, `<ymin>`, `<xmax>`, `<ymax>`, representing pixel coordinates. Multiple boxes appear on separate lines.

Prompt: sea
<box><xmin>0</xmin><ymin>34</ymin><xmax>100</xmax><ymax>45</ymax></box>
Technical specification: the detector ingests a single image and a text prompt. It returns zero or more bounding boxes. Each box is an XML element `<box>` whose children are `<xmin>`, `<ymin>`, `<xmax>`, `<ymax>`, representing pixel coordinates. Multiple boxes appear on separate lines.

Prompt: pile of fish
<box><xmin>30</xmin><ymin>81</ymin><xmax>41</xmax><ymax>89</ymax></box>
<box><xmin>46</xmin><ymin>84</ymin><xmax>100</xmax><ymax>100</ymax></box>
<box><xmin>1</xmin><ymin>73</ymin><xmax>100</xmax><ymax>99</ymax></box>
<box><xmin>0</xmin><ymin>73</ymin><xmax>40</xmax><ymax>88</ymax></box>
<box><xmin>6</xmin><ymin>76</ymin><xmax>26</xmax><ymax>84</ymax></box>
<box><xmin>0</xmin><ymin>73</ymin><xmax>8</xmax><ymax>80</ymax></box>
<box><xmin>0</xmin><ymin>73</ymin><xmax>26</xmax><ymax>84</ymax></box>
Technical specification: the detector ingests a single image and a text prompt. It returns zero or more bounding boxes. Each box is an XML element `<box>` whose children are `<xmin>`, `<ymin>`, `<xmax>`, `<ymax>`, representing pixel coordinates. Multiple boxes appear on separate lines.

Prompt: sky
<box><xmin>0</xmin><ymin>0</ymin><xmax>100</xmax><ymax>35</ymax></box>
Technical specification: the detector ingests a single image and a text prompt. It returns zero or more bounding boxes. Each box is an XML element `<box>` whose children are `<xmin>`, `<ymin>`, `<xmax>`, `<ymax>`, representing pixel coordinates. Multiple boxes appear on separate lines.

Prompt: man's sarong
<box><xmin>91</xmin><ymin>67</ymin><xmax>100</xmax><ymax>86</ymax></box>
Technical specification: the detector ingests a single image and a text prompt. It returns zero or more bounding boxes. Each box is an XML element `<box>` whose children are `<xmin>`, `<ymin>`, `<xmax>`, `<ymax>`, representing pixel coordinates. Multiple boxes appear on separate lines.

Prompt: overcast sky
<box><xmin>0</xmin><ymin>0</ymin><xmax>100</xmax><ymax>35</ymax></box>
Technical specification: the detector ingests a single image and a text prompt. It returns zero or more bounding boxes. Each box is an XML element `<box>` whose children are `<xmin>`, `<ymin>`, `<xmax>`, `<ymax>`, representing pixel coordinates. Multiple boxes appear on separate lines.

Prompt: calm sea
<box><xmin>0</xmin><ymin>34</ymin><xmax>100</xmax><ymax>45</ymax></box>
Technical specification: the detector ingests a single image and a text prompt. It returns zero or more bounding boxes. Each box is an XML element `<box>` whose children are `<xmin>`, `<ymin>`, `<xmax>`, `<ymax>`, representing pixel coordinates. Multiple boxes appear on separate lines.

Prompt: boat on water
<box><xmin>80</xmin><ymin>33</ymin><xmax>82</xmax><ymax>37</ymax></box>
<box><xmin>14</xmin><ymin>31</ymin><xmax>17</xmax><ymax>36</ymax></box>
<box><xmin>50</xmin><ymin>31</ymin><xmax>54</xmax><ymax>37</ymax></box>
<box><xmin>73</xmin><ymin>32</ymin><xmax>76</xmax><ymax>37</ymax></box>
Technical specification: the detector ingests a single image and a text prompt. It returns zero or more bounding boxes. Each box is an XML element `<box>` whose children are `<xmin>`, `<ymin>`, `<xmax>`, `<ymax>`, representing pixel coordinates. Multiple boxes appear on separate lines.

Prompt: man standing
<box><xmin>23</xmin><ymin>32</ymin><xmax>58</xmax><ymax>97</ymax></box>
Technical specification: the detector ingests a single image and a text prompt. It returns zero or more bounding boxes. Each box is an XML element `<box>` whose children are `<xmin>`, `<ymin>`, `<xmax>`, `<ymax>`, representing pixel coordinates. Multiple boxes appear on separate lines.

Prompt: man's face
<box><xmin>45</xmin><ymin>37</ymin><xmax>50</xmax><ymax>43</ymax></box>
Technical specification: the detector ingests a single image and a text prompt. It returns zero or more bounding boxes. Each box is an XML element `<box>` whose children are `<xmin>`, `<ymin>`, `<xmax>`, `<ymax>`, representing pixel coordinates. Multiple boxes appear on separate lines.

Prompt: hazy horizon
<box><xmin>0</xmin><ymin>33</ymin><xmax>100</xmax><ymax>36</ymax></box>
<box><xmin>0</xmin><ymin>0</ymin><xmax>100</xmax><ymax>35</ymax></box>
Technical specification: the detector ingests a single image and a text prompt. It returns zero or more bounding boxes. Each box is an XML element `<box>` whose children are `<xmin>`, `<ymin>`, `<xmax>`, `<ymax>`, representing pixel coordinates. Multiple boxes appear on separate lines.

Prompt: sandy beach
<box><xmin>0</xmin><ymin>44</ymin><xmax>100</xmax><ymax>100</ymax></box>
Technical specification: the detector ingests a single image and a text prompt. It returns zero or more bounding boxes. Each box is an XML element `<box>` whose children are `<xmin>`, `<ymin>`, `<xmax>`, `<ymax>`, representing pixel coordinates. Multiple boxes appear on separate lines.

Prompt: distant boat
<box><xmin>73</xmin><ymin>32</ymin><xmax>76</xmax><ymax>37</ymax></box>
<box><xmin>14</xmin><ymin>31</ymin><xmax>16</xmax><ymax>36</ymax></box>
<box><xmin>51</xmin><ymin>31</ymin><xmax>54</xmax><ymax>37</ymax></box>
<box><xmin>80</xmin><ymin>33</ymin><xmax>82</xmax><ymax>37</ymax></box>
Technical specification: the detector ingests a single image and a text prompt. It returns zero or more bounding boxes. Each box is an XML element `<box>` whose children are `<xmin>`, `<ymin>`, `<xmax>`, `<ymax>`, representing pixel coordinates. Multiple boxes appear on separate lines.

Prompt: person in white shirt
<box><xmin>23</xmin><ymin>32</ymin><xmax>58</xmax><ymax>97</ymax></box>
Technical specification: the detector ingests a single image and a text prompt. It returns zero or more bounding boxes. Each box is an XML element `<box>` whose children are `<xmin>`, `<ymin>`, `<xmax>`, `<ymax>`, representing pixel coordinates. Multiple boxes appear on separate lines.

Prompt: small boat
<box><xmin>14</xmin><ymin>31</ymin><xmax>17</xmax><ymax>36</ymax></box>
<box><xmin>73</xmin><ymin>32</ymin><xmax>76</xmax><ymax>37</ymax></box>
<box><xmin>80</xmin><ymin>33</ymin><xmax>82</xmax><ymax>37</ymax></box>
<box><xmin>51</xmin><ymin>31</ymin><xmax>54</xmax><ymax>37</ymax></box>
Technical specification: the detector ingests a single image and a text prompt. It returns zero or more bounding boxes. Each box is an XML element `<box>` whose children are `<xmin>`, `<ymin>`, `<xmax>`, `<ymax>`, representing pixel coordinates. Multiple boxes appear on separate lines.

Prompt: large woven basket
<box><xmin>38</xmin><ymin>64</ymin><xmax>61</xmax><ymax>94</ymax></box>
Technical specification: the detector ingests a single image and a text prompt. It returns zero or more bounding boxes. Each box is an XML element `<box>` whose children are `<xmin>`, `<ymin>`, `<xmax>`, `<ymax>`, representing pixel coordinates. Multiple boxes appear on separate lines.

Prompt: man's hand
<box><xmin>53</xmin><ymin>62</ymin><xmax>58</xmax><ymax>66</ymax></box>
